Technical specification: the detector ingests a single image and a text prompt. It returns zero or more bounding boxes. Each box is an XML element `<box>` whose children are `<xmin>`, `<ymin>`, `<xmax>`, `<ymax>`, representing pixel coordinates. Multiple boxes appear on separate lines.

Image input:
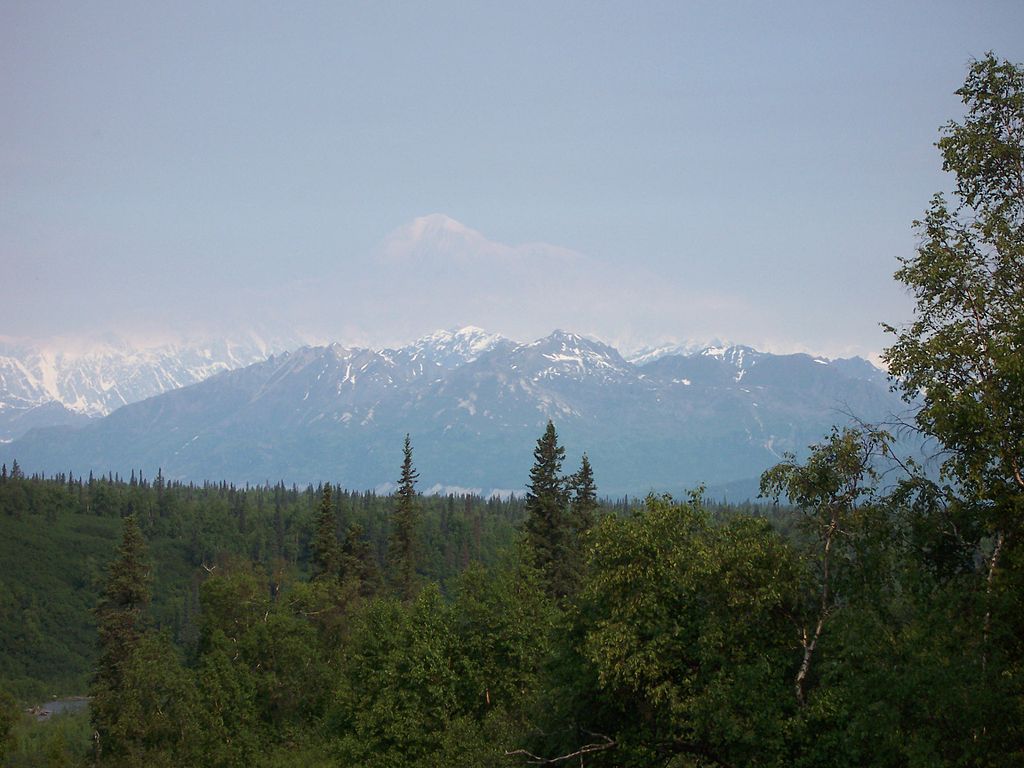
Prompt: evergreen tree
<box><xmin>312</xmin><ymin>483</ymin><xmax>339</xmax><ymax>580</ymax></box>
<box><xmin>388</xmin><ymin>434</ymin><xmax>421</xmax><ymax>600</ymax></box>
<box><xmin>563</xmin><ymin>452</ymin><xmax>598</xmax><ymax>590</ymax></box>
<box><xmin>90</xmin><ymin>514</ymin><xmax>151</xmax><ymax>762</ymax></box>
<box><xmin>569</xmin><ymin>452</ymin><xmax>598</xmax><ymax>535</ymax></box>
<box><xmin>341</xmin><ymin>522</ymin><xmax>381</xmax><ymax>597</ymax></box>
<box><xmin>524</xmin><ymin>421</ymin><xmax>571</xmax><ymax>598</ymax></box>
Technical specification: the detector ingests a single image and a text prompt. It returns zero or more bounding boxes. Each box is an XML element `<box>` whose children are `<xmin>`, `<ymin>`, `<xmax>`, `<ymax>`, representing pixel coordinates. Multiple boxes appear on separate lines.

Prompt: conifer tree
<box><xmin>312</xmin><ymin>483</ymin><xmax>339</xmax><ymax>580</ymax></box>
<box><xmin>90</xmin><ymin>514</ymin><xmax>151</xmax><ymax>761</ymax></box>
<box><xmin>341</xmin><ymin>522</ymin><xmax>381</xmax><ymax>597</ymax></box>
<box><xmin>563</xmin><ymin>452</ymin><xmax>598</xmax><ymax>589</ymax></box>
<box><xmin>388</xmin><ymin>434</ymin><xmax>421</xmax><ymax>600</ymax></box>
<box><xmin>524</xmin><ymin>421</ymin><xmax>571</xmax><ymax>598</ymax></box>
<box><xmin>570</xmin><ymin>452</ymin><xmax>598</xmax><ymax>534</ymax></box>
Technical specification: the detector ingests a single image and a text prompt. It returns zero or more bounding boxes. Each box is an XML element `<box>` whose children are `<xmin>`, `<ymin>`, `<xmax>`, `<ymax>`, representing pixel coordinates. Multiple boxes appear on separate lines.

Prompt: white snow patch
<box><xmin>423</xmin><ymin>483</ymin><xmax>483</xmax><ymax>497</ymax></box>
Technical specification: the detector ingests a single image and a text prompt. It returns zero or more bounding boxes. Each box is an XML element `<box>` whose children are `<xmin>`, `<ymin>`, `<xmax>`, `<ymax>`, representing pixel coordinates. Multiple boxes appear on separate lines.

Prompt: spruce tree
<box><xmin>570</xmin><ymin>453</ymin><xmax>598</xmax><ymax>534</ymax></box>
<box><xmin>388</xmin><ymin>434</ymin><xmax>421</xmax><ymax>600</ymax></box>
<box><xmin>341</xmin><ymin>522</ymin><xmax>381</xmax><ymax>597</ymax></box>
<box><xmin>312</xmin><ymin>483</ymin><xmax>339</xmax><ymax>580</ymax></box>
<box><xmin>524</xmin><ymin>420</ymin><xmax>570</xmax><ymax>598</ymax></box>
<box><xmin>561</xmin><ymin>452</ymin><xmax>598</xmax><ymax>590</ymax></box>
<box><xmin>90</xmin><ymin>514</ymin><xmax>151</xmax><ymax>761</ymax></box>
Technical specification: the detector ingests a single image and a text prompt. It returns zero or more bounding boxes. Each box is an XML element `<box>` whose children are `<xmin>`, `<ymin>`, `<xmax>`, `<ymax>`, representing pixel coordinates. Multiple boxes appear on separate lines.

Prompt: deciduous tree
<box><xmin>882</xmin><ymin>52</ymin><xmax>1024</xmax><ymax>659</ymax></box>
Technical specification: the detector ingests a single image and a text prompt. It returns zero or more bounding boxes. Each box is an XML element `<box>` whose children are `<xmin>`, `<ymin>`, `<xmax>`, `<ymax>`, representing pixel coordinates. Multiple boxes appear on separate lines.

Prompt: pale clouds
<box><xmin>306</xmin><ymin>213</ymin><xmax>772</xmax><ymax>356</ymax></box>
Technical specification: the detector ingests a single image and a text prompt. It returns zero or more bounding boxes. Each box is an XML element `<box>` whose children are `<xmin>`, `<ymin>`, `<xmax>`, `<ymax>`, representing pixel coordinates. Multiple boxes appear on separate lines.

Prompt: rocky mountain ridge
<box><xmin>1</xmin><ymin>328</ymin><xmax>908</xmax><ymax>498</ymax></box>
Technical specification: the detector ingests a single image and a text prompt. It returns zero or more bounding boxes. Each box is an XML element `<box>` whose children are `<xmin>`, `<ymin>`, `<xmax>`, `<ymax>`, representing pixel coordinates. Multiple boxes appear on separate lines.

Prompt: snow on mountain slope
<box><xmin>698</xmin><ymin>344</ymin><xmax>765</xmax><ymax>382</ymax></box>
<box><xmin>513</xmin><ymin>330</ymin><xmax>634</xmax><ymax>383</ymax></box>
<box><xmin>0</xmin><ymin>335</ymin><xmax>295</xmax><ymax>440</ymax></box>
<box><xmin>626</xmin><ymin>340</ymin><xmax>723</xmax><ymax>366</ymax></box>
<box><xmin>2</xmin><ymin>327</ymin><xmax>902</xmax><ymax>497</ymax></box>
<box><xmin>406</xmin><ymin>326</ymin><xmax>511</xmax><ymax>368</ymax></box>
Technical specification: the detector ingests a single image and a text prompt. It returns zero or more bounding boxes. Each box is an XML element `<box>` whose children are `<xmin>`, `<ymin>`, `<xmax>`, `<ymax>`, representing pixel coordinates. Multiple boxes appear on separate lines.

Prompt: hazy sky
<box><xmin>3</xmin><ymin>1</ymin><xmax>1023</xmax><ymax>358</ymax></box>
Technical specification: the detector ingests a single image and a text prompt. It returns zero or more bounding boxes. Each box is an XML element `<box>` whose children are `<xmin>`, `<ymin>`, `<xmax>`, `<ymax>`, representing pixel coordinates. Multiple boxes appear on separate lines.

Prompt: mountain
<box><xmin>626</xmin><ymin>340</ymin><xmax>726</xmax><ymax>366</ymax></box>
<box><xmin>0</xmin><ymin>328</ymin><xmax>909</xmax><ymax>498</ymax></box>
<box><xmin>405</xmin><ymin>326</ymin><xmax>511</xmax><ymax>368</ymax></box>
<box><xmin>0</xmin><ymin>335</ymin><xmax>293</xmax><ymax>441</ymax></box>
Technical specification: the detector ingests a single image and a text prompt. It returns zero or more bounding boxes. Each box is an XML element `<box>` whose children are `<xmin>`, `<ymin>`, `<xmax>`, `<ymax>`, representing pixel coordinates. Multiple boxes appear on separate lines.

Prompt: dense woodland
<box><xmin>1</xmin><ymin>54</ymin><xmax>1023</xmax><ymax>767</ymax></box>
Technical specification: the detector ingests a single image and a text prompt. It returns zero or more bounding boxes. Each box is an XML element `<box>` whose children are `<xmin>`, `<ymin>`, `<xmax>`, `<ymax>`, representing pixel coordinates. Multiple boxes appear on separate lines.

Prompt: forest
<box><xmin>1</xmin><ymin>53</ymin><xmax>1022</xmax><ymax>767</ymax></box>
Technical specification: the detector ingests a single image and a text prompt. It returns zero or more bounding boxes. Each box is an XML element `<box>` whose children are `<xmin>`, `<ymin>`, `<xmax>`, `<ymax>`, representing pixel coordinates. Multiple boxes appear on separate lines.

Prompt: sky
<box><xmin>3</xmin><ymin>1</ymin><xmax>1023</xmax><ymax>360</ymax></box>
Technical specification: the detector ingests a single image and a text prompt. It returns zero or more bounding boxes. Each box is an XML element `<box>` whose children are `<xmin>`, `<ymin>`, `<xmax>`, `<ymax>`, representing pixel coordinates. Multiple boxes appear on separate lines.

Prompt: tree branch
<box><xmin>506</xmin><ymin>733</ymin><xmax>616</xmax><ymax>764</ymax></box>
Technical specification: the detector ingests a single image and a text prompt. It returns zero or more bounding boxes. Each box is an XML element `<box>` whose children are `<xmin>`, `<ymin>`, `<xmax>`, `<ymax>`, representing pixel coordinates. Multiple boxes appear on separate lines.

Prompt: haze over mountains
<box><xmin>0</xmin><ymin>333</ymin><xmax>302</xmax><ymax>441</ymax></box>
<box><xmin>0</xmin><ymin>327</ymin><xmax>907</xmax><ymax>499</ymax></box>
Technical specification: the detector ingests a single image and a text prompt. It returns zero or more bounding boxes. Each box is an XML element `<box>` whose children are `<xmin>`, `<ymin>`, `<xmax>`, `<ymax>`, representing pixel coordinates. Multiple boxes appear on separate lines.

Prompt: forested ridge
<box><xmin>1</xmin><ymin>53</ymin><xmax>1023</xmax><ymax>767</ymax></box>
<box><xmin>0</xmin><ymin>467</ymin><xmax>534</xmax><ymax>702</ymax></box>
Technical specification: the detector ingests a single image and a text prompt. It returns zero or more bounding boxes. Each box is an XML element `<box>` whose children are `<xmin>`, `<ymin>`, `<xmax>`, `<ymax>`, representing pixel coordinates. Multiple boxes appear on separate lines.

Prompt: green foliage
<box><xmin>450</xmin><ymin>557</ymin><xmax>556</xmax><ymax>723</ymax></box>
<box><xmin>875</xmin><ymin>52</ymin><xmax>1024</xmax><ymax>763</ymax></box>
<box><xmin>575</xmin><ymin>495</ymin><xmax>802</xmax><ymax>766</ymax></box>
<box><xmin>90</xmin><ymin>515</ymin><xmax>152</xmax><ymax>762</ymax></box>
<box><xmin>98</xmin><ymin>632</ymin><xmax>200</xmax><ymax>767</ymax></box>
<box><xmin>0</xmin><ymin>512</ymin><xmax>119</xmax><ymax>701</ymax></box>
<box><xmin>569</xmin><ymin>452</ymin><xmax>598</xmax><ymax>533</ymax></box>
<box><xmin>388</xmin><ymin>435</ymin><xmax>422</xmax><ymax>600</ymax></box>
<box><xmin>311</xmin><ymin>484</ymin><xmax>339</xmax><ymax>580</ymax></box>
<box><xmin>0</xmin><ymin>472</ymin><xmax>525</xmax><ymax>703</ymax></box>
<box><xmin>883</xmin><ymin>52</ymin><xmax>1024</xmax><ymax>534</ymax></box>
<box><xmin>760</xmin><ymin>428</ymin><xmax>893</xmax><ymax>705</ymax></box>
<box><xmin>194</xmin><ymin>632</ymin><xmax>260</xmax><ymax>768</ymax></box>
<box><xmin>0</xmin><ymin>690</ymin><xmax>16</xmax><ymax>761</ymax></box>
<box><xmin>332</xmin><ymin>587</ymin><xmax>460</xmax><ymax>767</ymax></box>
<box><xmin>524</xmin><ymin>421</ymin><xmax>595</xmax><ymax>600</ymax></box>
<box><xmin>339</xmin><ymin>522</ymin><xmax>381</xmax><ymax>597</ymax></box>
<box><xmin>329</xmin><ymin>560</ymin><xmax>554</xmax><ymax>768</ymax></box>
<box><xmin>5</xmin><ymin>53</ymin><xmax>1024</xmax><ymax>762</ymax></box>
<box><xmin>524</xmin><ymin>421</ymin><xmax>567</xmax><ymax>593</ymax></box>
<box><xmin>6</xmin><ymin>705</ymin><xmax>92</xmax><ymax>768</ymax></box>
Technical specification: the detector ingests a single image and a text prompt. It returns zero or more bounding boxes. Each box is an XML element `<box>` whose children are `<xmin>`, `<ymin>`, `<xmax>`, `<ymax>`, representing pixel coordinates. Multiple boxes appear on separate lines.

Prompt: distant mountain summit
<box><xmin>626</xmin><ymin>340</ymin><xmax>726</xmax><ymax>366</ymax></box>
<box><xmin>407</xmin><ymin>326</ymin><xmax>511</xmax><ymax>368</ymax></box>
<box><xmin>1</xmin><ymin>328</ymin><xmax>907</xmax><ymax>498</ymax></box>
<box><xmin>0</xmin><ymin>335</ymin><xmax>295</xmax><ymax>441</ymax></box>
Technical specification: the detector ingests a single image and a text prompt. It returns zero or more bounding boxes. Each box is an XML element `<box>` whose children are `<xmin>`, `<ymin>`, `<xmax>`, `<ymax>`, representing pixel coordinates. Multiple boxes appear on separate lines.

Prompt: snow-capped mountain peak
<box><xmin>1</xmin><ymin>327</ymin><xmax>901</xmax><ymax>499</ymax></box>
<box><xmin>409</xmin><ymin>326</ymin><xmax>510</xmax><ymax>368</ymax></box>
<box><xmin>379</xmin><ymin>215</ymin><xmax>501</xmax><ymax>263</ymax></box>
<box><xmin>0</xmin><ymin>335</ymin><xmax>294</xmax><ymax>440</ymax></box>
<box><xmin>626</xmin><ymin>341</ymin><xmax>710</xmax><ymax>366</ymax></box>
<box><xmin>699</xmin><ymin>344</ymin><xmax>764</xmax><ymax>381</ymax></box>
<box><xmin>517</xmin><ymin>330</ymin><xmax>632</xmax><ymax>382</ymax></box>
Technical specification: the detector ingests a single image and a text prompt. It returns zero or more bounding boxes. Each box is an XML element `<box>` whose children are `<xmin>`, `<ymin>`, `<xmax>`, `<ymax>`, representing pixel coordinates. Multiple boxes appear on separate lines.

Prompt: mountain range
<box><xmin>0</xmin><ymin>335</ymin><xmax>299</xmax><ymax>442</ymax></box>
<box><xmin>0</xmin><ymin>327</ymin><xmax>910</xmax><ymax>499</ymax></box>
